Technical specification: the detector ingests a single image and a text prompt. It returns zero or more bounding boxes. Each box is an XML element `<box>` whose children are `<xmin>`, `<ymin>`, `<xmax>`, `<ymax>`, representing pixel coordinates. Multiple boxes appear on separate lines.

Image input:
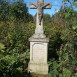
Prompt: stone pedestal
<box><xmin>29</xmin><ymin>0</ymin><xmax>51</xmax><ymax>75</ymax></box>
<box><xmin>28</xmin><ymin>37</ymin><xmax>49</xmax><ymax>75</ymax></box>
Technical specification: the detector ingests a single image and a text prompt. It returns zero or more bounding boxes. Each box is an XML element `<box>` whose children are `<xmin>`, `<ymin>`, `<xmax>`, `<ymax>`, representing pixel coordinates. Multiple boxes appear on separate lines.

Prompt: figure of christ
<box><xmin>31</xmin><ymin>2</ymin><xmax>50</xmax><ymax>25</ymax></box>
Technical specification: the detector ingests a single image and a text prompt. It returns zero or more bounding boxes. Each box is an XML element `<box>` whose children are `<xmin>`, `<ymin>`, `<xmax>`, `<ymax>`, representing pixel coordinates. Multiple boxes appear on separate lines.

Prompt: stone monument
<box><xmin>28</xmin><ymin>0</ymin><xmax>51</xmax><ymax>75</ymax></box>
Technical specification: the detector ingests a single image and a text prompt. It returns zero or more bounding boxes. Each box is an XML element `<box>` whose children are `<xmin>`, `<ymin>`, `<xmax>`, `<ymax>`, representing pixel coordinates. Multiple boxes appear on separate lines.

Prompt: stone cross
<box><xmin>29</xmin><ymin>0</ymin><xmax>51</xmax><ymax>38</ymax></box>
<box><xmin>28</xmin><ymin>0</ymin><xmax>51</xmax><ymax>75</ymax></box>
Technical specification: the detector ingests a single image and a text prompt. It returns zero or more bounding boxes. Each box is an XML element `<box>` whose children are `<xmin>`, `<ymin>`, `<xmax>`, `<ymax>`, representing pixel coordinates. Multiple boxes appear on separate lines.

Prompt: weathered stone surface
<box><xmin>29</xmin><ymin>42</ymin><xmax>48</xmax><ymax>63</ymax></box>
<box><xmin>29</xmin><ymin>0</ymin><xmax>51</xmax><ymax>37</ymax></box>
<box><xmin>28</xmin><ymin>0</ymin><xmax>51</xmax><ymax>75</ymax></box>
<box><xmin>31</xmin><ymin>73</ymin><xmax>48</xmax><ymax>77</ymax></box>
<box><xmin>28</xmin><ymin>41</ymin><xmax>49</xmax><ymax>75</ymax></box>
<box><xmin>29</xmin><ymin>33</ymin><xmax>46</xmax><ymax>39</ymax></box>
<box><xmin>29</xmin><ymin>36</ymin><xmax>49</xmax><ymax>42</ymax></box>
<box><xmin>28</xmin><ymin>62</ymin><xmax>48</xmax><ymax>75</ymax></box>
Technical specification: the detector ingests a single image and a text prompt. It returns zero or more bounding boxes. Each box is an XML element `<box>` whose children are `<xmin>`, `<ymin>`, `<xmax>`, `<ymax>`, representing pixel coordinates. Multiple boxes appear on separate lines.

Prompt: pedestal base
<box><xmin>30</xmin><ymin>33</ymin><xmax>46</xmax><ymax>39</ymax></box>
<box><xmin>28</xmin><ymin>37</ymin><xmax>49</xmax><ymax>75</ymax></box>
<box><xmin>28</xmin><ymin>62</ymin><xmax>48</xmax><ymax>75</ymax></box>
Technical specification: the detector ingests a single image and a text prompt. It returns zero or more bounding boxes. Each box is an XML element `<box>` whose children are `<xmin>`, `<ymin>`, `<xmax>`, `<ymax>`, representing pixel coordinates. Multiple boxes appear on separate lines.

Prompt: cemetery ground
<box><xmin>0</xmin><ymin>0</ymin><xmax>77</xmax><ymax>77</ymax></box>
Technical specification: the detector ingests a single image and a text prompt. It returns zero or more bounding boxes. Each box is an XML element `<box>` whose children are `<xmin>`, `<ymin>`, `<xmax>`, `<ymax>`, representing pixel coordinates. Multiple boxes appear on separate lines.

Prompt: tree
<box><xmin>0</xmin><ymin>0</ymin><xmax>9</xmax><ymax>21</ymax></box>
<box><xmin>10</xmin><ymin>1</ymin><xmax>28</xmax><ymax>22</ymax></box>
<box><xmin>0</xmin><ymin>0</ymin><xmax>33</xmax><ymax>22</ymax></box>
<box><xmin>44</xmin><ymin>14</ymin><xmax>52</xmax><ymax>25</ymax></box>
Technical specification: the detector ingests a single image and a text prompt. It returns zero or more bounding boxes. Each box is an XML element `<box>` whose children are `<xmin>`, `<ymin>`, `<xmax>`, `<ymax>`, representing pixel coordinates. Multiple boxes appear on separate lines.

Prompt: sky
<box><xmin>24</xmin><ymin>0</ymin><xmax>63</xmax><ymax>16</ymax></box>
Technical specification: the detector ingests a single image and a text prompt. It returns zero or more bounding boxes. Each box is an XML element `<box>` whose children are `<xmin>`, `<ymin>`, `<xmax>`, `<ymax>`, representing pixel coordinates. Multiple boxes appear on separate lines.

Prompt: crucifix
<box><xmin>28</xmin><ymin>0</ymin><xmax>51</xmax><ymax>75</ymax></box>
<box><xmin>29</xmin><ymin>0</ymin><xmax>51</xmax><ymax>38</ymax></box>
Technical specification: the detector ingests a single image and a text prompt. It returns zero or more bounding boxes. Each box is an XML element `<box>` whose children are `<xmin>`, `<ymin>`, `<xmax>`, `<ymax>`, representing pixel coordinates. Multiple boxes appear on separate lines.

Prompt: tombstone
<box><xmin>28</xmin><ymin>0</ymin><xmax>51</xmax><ymax>75</ymax></box>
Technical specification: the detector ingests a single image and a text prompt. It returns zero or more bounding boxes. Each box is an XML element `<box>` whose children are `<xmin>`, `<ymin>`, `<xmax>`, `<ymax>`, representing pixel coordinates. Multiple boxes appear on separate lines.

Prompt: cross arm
<box><xmin>29</xmin><ymin>2</ymin><xmax>37</xmax><ymax>9</ymax></box>
<box><xmin>43</xmin><ymin>2</ymin><xmax>51</xmax><ymax>9</ymax></box>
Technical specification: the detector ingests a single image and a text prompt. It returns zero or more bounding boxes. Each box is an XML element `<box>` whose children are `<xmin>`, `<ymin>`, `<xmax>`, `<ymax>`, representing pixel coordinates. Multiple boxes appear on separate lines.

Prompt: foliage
<box><xmin>0</xmin><ymin>0</ymin><xmax>9</xmax><ymax>21</ymax></box>
<box><xmin>0</xmin><ymin>0</ymin><xmax>34</xmax><ymax>75</ymax></box>
<box><xmin>0</xmin><ymin>21</ymin><xmax>35</xmax><ymax>76</ymax></box>
<box><xmin>0</xmin><ymin>0</ymin><xmax>33</xmax><ymax>22</ymax></box>
<box><xmin>10</xmin><ymin>1</ymin><xmax>28</xmax><ymax>21</ymax></box>
<box><xmin>48</xmin><ymin>1</ymin><xmax>77</xmax><ymax>77</ymax></box>
<box><xmin>0</xmin><ymin>0</ymin><xmax>77</xmax><ymax>77</ymax></box>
